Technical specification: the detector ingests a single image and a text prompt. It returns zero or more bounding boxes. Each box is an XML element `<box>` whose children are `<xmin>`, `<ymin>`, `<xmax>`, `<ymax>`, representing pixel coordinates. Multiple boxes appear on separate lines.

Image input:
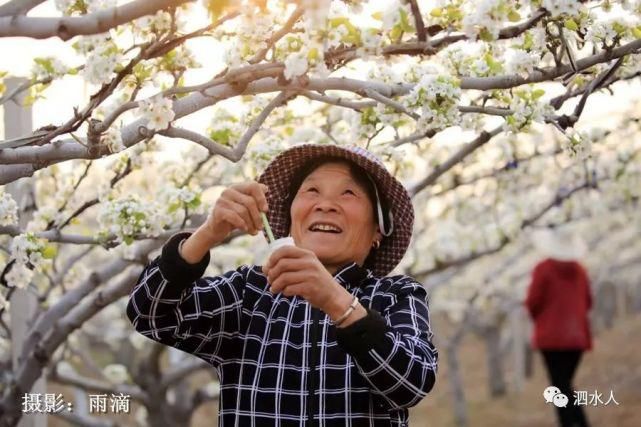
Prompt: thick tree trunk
<box><xmin>484</xmin><ymin>326</ymin><xmax>507</xmax><ymax>397</ymax></box>
<box><xmin>445</xmin><ymin>342</ymin><xmax>468</xmax><ymax>427</ymax></box>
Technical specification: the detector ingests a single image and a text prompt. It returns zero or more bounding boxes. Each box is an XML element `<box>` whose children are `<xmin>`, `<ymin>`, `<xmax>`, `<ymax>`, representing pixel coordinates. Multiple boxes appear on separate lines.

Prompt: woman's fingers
<box><xmin>281</xmin><ymin>283</ymin><xmax>306</xmax><ymax>298</ymax></box>
<box><xmin>269</xmin><ymin>272</ymin><xmax>307</xmax><ymax>294</ymax></box>
<box><xmin>228</xmin><ymin>189</ymin><xmax>263</xmax><ymax>233</ymax></box>
<box><xmin>206</xmin><ymin>181</ymin><xmax>270</xmax><ymax>241</ymax></box>
<box><xmin>235</xmin><ymin>182</ymin><xmax>269</xmax><ymax>212</ymax></box>
<box><xmin>221</xmin><ymin>191</ymin><xmax>262</xmax><ymax>234</ymax></box>
<box><xmin>217</xmin><ymin>205</ymin><xmax>248</xmax><ymax>232</ymax></box>
<box><xmin>266</xmin><ymin>250</ymin><xmax>315</xmax><ymax>283</ymax></box>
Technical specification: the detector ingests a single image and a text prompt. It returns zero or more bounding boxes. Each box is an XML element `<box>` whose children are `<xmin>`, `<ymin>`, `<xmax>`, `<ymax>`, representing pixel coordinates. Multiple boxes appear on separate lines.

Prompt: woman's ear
<box><xmin>373</xmin><ymin>227</ymin><xmax>383</xmax><ymax>244</ymax></box>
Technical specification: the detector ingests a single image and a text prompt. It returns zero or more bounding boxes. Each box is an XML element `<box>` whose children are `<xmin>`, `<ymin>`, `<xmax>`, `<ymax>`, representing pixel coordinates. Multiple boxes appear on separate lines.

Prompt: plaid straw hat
<box><xmin>257</xmin><ymin>144</ymin><xmax>414</xmax><ymax>277</ymax></box>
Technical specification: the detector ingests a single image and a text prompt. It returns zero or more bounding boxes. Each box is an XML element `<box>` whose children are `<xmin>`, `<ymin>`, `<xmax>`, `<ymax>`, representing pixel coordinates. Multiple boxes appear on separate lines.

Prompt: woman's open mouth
<box><xmin>308</xmin><ymin>222</ymin><xmax>343</xmax><ymax>234</ymax></box>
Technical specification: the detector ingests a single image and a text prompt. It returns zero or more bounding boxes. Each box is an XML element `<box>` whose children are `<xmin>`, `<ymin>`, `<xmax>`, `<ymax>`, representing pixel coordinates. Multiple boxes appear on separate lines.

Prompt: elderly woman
<box><xmin>127</xmin><ymin>144</ymin><xmax>438</xmax><ymax>426</ymax></box>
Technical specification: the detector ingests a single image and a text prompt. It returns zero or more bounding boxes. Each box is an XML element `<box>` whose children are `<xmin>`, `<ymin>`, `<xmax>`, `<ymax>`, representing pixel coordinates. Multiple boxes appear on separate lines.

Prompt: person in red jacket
<box><xmin>526</xmin><ymin>230</ymin><xmax>592</xmax><ymax>427</ymax></box>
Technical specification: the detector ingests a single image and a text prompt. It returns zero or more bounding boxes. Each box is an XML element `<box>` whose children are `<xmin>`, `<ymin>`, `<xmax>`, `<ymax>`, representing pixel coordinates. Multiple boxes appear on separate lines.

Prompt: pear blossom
<box><xmin>31</xmin><ymin>57</ymin><xmax>68</xmax><ymax>80</ymax></box>
<box><xmin>5</xmin><ymin>262</ymin><xmax>34</xmax><ymax>290</ymax></box>
<box><xmin>102</xmin><ymin>126</ymin><xmax>125</xmax><ymax>154</ymax></box>
<box><xmin>284</xmin><ymin>51</ymin><xmax>309</xmax><ymax>80</ymax></box>
<box><xmin>404</xmin><ymin>74</ymin><xmax>462</xmax><ymax>132</ymax></box>
<box><xmin>138</xmin><ymin>96</ymin><xmax>175</xmax><ymax>131</ymax></box>
<box><xmin>0</xmin><ymin>189</ymin><xmax>18</xmax><ymax>226</ymax></box>
<box><xmin>504</xmin><ymin>49</ymin><xmax>539</xmax><ymax>77</ymax></box>
<box><xmin>541</xmin><ymin>0</ymin><xmax>582</xmax><ymax>18</ymax></box>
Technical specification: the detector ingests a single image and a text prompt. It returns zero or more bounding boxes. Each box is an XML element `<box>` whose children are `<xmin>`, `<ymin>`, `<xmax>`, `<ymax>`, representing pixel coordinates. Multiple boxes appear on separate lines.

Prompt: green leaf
<box><xmin>430</xmin><ymin>8</ymin><xmax>443</xmax><ymax>18</ymax></box>
<box><xmin>187</xmin><ymin>195</ymin><xmax>202</xmax><ymax>209</ymax></box>
<box><xmin>531</xmin><ymin>89</ymin><xmax>545</xmax><ymax>99</ymax></box>
<box><xmin>508</xmin><ymin>10</ymin><xmax>521</xmax><ymax>22</ymax></box>
<box><xmin>34</xmin><ymin>58</ymin><xmax>54</xmax><ymax>74</ymax></box>
<box><xmin>479</xmin><ymin>28</ymin><xmax>494</xmax><ymax>42</ymax></box>
<box><xmin>633</xmin><ymin>26</ymin><xmax>641</xmax><ymax>39</ymax></box>
<box><xmin>210</xmin><ymin>128</ymin><xmax>235</xmax><ymax>146</ymax></box>
<box><xmin>360</xmin><ymin>107</ymin><xmax>379</xmax><ymax>126</ymax></box>
<box><xmin>204</xmin><ymin>0</ymin><xmax>232</xmax><ymax>21</ymax></box>
<box><xmin>522</xmin><ymin>32</ymin><xmax>533</xmax><ymax>50</ymax></box>
<box><xmin>389</xmin><ymin>26</ymin><xmax>403</xmax><ymax>43</ymax></box>
<box><xmin>42</xmin><ymin>245</ymin><xmax>57</xmax><ymax>259</ymax></box>
<box><xmin>612</xmin><ymin>21</ymin><xmax>626</xmax><ymax>35</ymax></box>
<box><xmin>398</xmin><ymin>8</ymin><xmax>414</xmax><ymax>33</ymax></box>
<box><xmin>564</xmin><ymin>19</ymin><xmax>579</xmax><ymax>32</ymax></box>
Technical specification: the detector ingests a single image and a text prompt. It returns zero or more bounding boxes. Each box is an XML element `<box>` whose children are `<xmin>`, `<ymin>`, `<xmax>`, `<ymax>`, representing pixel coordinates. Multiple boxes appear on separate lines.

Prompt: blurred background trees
<box><xmin>1</xmin><ymin>0</ymin><xmax>640</xmax><ymax>425</ymax></box>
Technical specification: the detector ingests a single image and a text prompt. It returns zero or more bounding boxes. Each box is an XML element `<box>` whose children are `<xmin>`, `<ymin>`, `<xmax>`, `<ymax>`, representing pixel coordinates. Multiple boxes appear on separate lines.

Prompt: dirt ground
<box><xmin>410</xmin><ymin>312</ymin><xmax>641</xmax><ymax>427</ymax></box>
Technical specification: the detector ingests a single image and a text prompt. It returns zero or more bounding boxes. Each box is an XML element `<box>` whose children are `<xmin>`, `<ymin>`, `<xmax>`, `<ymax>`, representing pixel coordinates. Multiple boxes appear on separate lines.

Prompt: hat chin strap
<box><xmin>369</xmin><ymin>175</ymin><xmax>394</xmax><ymax>237</ymax></box>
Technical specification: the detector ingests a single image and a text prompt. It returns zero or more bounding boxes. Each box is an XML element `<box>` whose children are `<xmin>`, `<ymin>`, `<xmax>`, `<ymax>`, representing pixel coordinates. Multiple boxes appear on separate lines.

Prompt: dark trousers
<box><xmin>541</xmin><ymin>350</ymin><xmax>590</xmax><ymax>427</ymax></box>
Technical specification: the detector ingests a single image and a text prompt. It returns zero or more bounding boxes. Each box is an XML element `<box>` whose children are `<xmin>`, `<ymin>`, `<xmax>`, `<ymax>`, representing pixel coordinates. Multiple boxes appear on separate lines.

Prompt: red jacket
<box><xmin>525</xmin><ymin>258</ymin><xmax>593</xmax><ymax>350</ymax></box>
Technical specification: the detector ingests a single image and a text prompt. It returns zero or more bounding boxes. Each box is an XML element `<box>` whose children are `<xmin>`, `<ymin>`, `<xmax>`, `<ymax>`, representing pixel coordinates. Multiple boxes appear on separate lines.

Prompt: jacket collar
<box><xmin>333</xmin><ymin>262</ymin><xmax>374</xmax><ymax>290</ymax></box>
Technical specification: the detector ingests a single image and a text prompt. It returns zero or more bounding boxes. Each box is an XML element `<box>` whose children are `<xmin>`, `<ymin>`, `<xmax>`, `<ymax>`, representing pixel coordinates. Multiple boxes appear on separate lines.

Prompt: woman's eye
<box><xmin>306</xmin><ymin>187</ymin><xmax>318</xmax><ymax>193</ymax></box>
<box><xmin>343</xmin><ymin>189</ymin><xmax>355</xmax><ymax>195</ymax></box>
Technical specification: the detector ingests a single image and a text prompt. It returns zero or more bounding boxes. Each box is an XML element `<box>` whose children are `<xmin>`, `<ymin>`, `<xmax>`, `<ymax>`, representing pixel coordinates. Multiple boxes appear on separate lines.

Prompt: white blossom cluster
<box><xmin>31</xmin><ymin>57</ymin><xmax>68</xmax><ymax>80</ymax></box>
<box><xmin>247</xmin><ymin>136</ymin><xmax>289</xmax><ymax>172</ymax></box>
<box><xmin>156</xmin><ymin>185</ymin><xmax>203</xmax><ymax>225</ymax></box>
<box><xmin>221</xmin><ymin>10</ymin><xmax>278</xmax><ymax>67</ymax></box>
<box><xmin>76</xmin><ymin>34</ymin><xmax>122</xmax><ymax>85</ymax></box>
<box><xmin>132</xmin><ymin>11</ymin><xmax>173</xmax><ymax>42</ymax></box>
<box><xmin>54</xmin><ymin>0</ymin><xmax>115</xmax><ymax>15</ymax></box>
<box><xmin>621</xmin><ymin>0</ymin><xmax>641</xmax><ymax>14</ymax></box>
<box><xmin>541</xmin><ymin>0</ymin><xmax>582</xmax><ymax>18</ymax></box>
<box><xmin>277</xmin><ymin>19</ymin><xmax>328</xmax><ymax>80</ymax></box>
<box><xmin>561</xmin><ymin>128</ymin><xmax>605</xmax><ymax>160</ymax></box>
<box><xmin>207</xmin><ymin>108</ymin><xmax>243</xmax><ymax>146</ymax></box>
<box><xmin>461</xmin><ymin>0</ymin><xmax>515</xmax><ymax>41</ymax></box>
<box><xmin>584</xmin><ymin>15</ymin><xmax>640</xmax><ymax>46</ymax></box>
<box><xmin>102</xmin><ymin>126</ymin><xmax>125</xmax><ymax>154</ymax></box>
<box><xmin>87</xmin><ymin>0</ymin><xmax>116</xmax><ymax>12</ymax></box>
<box><xmin>303</xmin><ymin>0</ymin><xmax>331</xmax><ymax>29</ymax></box>
<box><xmin>138</xmin><ymin>96</ymin><xmax>175</xmax><ymax>131</ymax></box>
<box><xmin>97</xmin><ymin>195</ymin><xmax>165</xmax><ymax>244</ymax></box>
<box><xmin>504</xmin><ymin>88</ymin><xmax>554</xmax><ymax>133</ymax></box>
<box><xmin>157</xmin><ymin>45</ymin><xmax>199</xmax><ymax>73</ymax></box>
<box><xmin>404</xmin><ymin>74</ymin><xmax>462</xmax><ymax>132</ymax></box>
<box><xmin>7</xmin><ymin>233</ymin><xmax>52</xmax><ymax>289</ymax></box>
<box><xmin>25</xmin><ymin>205</ymin><xmax>65</xmax><ymax>232</ymax></box>
<box><xmin>284</xmin><ymin>51</ymin><xmax>309</xmax><ymax>80</ymax></box>
<box><xmin>503</xmin><ymin>48</ymin><xmax>540</xmax><ymax>77</ymax></box>
<box><xmin>0</xmin><ymin>189</ymin><xmax>18</xmax><ymax>226</ymax></box>
<box><xmin>440</xmin><ymin>41</ymin><xmax>498</xmax><ymax>77</ymax></box>
<box><xmin>381</xmin><ymin>1</ymin><xmax>412</xmax><ymax>32</ymax></box>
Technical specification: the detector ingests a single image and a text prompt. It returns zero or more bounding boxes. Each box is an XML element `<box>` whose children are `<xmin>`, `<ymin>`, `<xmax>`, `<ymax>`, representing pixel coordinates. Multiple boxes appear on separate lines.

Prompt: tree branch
<box><xmin>407</xmin><ymin>0</ymin><xmax>427</xmax><ymax>42</ymax></box>
<box><xmin>0</xmin><ymin>0</ymin><xmax>193</xmax><ymax>40</ymax></box>
<box><xmin>0</xmin><ymin>0</ymin><xmax>46</xmax><ymax>17</ymax></box>
<box><xmin>49</xmin><ymin>365</ymin><xmax>147</xmax><ymax>403</ymax></box>
<box><xmin>159</xmin><ymin>127</ymin><xmax>238</xmax><ymax>160</ymax></box>
<box><xmin>159</xmin><ymin>359</ymin><xmax>210</xmax><ymax>390</ymax></box>
<box><xmin>3</xmin><ymin>36</ymin><xmax>641</xmax><ymax>183</ymax></box>
<box><xmin>408</xmin><ymin>126</ymin><xmax>503</xmax><ymax>196</ymax></box>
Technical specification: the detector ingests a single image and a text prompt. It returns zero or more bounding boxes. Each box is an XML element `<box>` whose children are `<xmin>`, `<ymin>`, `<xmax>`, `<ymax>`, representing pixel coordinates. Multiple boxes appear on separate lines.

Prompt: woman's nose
<box><xmin>313</xmin><ymin>196</ymin><xmax>339</xmax><ymax>212</ymax></box>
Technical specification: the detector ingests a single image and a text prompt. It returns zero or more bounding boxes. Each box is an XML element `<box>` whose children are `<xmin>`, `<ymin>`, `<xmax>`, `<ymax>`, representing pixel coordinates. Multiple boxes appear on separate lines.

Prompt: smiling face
<box><xmin>289</xmin><ymin>161</ymin><xmax>382</xmax><ymax>274</ymax></box>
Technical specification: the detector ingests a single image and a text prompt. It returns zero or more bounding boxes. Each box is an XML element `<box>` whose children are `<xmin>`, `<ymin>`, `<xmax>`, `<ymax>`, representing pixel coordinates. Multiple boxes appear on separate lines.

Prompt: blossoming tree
<box><xmin>1</xmin><ymin>0</ymin><xmax>641</xmax><ymax>426</ymax></box>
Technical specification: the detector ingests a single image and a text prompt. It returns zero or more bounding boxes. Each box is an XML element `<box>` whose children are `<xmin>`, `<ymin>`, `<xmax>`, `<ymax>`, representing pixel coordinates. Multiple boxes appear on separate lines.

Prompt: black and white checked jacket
<box><xmin>126</xmin><ymin>232</ymin><xmax>438</xmax><ymax>426</ymax></box>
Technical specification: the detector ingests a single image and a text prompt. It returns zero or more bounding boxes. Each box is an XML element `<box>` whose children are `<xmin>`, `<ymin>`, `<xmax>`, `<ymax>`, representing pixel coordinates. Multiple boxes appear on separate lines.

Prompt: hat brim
<box><xmin>257</xmin><ymin>144</ymin><xmax>414</xmax><ymax>277</ymax></box>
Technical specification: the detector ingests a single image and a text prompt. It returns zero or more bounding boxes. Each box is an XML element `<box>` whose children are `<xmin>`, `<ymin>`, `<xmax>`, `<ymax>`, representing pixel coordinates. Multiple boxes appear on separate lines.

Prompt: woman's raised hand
<box><xmin>204</xmin><ymin>182</ymin><xmax>269</xmax><ymax>245</ymax></box>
